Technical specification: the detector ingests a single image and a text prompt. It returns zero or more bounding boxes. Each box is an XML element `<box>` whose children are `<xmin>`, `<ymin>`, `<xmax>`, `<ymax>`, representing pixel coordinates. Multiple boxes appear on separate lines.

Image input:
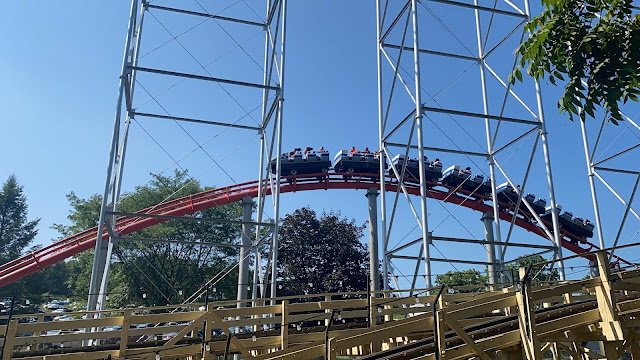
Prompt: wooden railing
<box><xmin>2</xmin><ymin>251</ymin><xmax>639</xmax><ymax>359</ymax></box>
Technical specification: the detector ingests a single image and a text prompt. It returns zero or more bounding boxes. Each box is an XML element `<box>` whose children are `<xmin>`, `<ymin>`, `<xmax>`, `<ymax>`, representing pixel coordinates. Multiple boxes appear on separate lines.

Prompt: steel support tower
<box><xmin>88</xmin><ymin>0</ymin><xmax>286</xmax><ymax>315</ymax></box>
<box><xmin>376</xmin><ymin>0</ymin><xmax>567</xmax><ymax>291</ymax></box>
<box><xmin>580</xmin><ymin>107</ymin><xmax>640</xmax><ymax>271</ymax></box>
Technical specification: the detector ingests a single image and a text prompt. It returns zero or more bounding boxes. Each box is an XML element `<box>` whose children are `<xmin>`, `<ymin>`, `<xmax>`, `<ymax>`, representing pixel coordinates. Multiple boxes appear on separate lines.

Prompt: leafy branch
<box><xmin>510</xmin><ymin>0</ymin><xmax>640</xmax><ymax>125</ymax></box>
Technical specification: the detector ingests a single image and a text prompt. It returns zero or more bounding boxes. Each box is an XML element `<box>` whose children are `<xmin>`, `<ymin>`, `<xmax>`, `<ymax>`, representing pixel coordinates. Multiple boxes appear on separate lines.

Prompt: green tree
<box><xmin>435</xmin><ymin>269</ymin><xmax>488</xmax><ymax>293</ymax></box>
<box><xmin>275</xmin><ymin>207</ymin><xmax>371</xmax><ymax>296</ymax></box>
<box><xmin>506</xmin><ymin>254</ymin><xmax>559</xmax><ymax>282</ymax></box>
<box><xmin>57</xmin><ymin>170</ymin><xmax>243</xmax><ymax>307</ymax></box>
<box><xmin>0</xmin><ymin>175</ymin><xmax>41</xmax><ymax>301</ymax></box>
<box><xmin>0</xmin><ymin>175</ymin><xmax>39</xmax><ymax>263</ymax></box>
<box><xmin>510</xmin><ymin>0</ymin><xmax>640</xmax><ymax>124</ymax></box>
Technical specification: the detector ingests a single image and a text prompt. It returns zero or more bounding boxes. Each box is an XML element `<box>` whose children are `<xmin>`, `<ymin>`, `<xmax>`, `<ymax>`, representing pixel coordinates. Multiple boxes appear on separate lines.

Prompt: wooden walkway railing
<box><xmin>1</xmin><ymin>251</ymin><xmax>639</xmax><ymax>359</ymax></box>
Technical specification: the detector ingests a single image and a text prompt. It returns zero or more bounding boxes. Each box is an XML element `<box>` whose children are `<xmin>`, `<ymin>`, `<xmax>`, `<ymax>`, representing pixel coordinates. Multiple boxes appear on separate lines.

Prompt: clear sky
<box><xmin>1</xmin><ymin>0</ymin><xmax>639</xmax><ymax>286</ymax></box>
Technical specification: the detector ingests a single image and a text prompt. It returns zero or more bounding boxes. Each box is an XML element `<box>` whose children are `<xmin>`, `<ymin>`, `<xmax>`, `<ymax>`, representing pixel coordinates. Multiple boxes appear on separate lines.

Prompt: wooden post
<box><xmin>595</xmin><ymin>251</ymin><xmax>624</xmax><ymax>341</ymax></box>
<box><xmin>603</xmin><ymin>341</ymin><xmax>623</xmax><ymax>359</ymax></box>
<box><xmin>369</xmin><ymin>295</ymin><xmax>377</xmax><ymax>328</ymax></box>
<box><xmin>435</xmin><ymin>296</ymin><xmax>447</xmax><ymax>359</ymax></box>
<box><xmin>2</xmin><ymin>320</ymin><xmax>18</xmax><ymax>360</ymax></box>
<box><xmin>516</xmin><ymin>268</ymin><xmax>542</xmax><ymax>360</ymax></box>
<box><xmin>503</xmin><ymin>287</ymin><xmax>516</xmax><ymax>316</ymax></box>
<box><xmin>324</xmin><ymin>295</ymin><xmax>331</xmax><ymax>326</ymax></box>
<box><xmin>327</xmin><ymin>337</ymin><xmax>336</xmax><ymax>360</ymax></box>
<box><xmin>281</xmin><ymin>300</ymin><xmax>289</xmax><ymax>350</ymax></box>
<box><xmin>202</xmin><ymin>303</ymin><xmax>214</xmax><ymax>360</ymax></box>
<box><xmin>370</xmin><ymin>295</ymin><xmax>382</xmax><ymax>353</ymax></box>
<box><xmin>119</xmin><ymin>309</ymin><xmax>131</xmax><ymax>358</ymax></box>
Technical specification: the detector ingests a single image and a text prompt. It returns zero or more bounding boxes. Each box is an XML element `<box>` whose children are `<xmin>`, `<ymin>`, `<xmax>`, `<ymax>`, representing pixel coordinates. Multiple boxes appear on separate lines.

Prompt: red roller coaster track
<box><xmin>0</xmin><ymin>173</ymin><xmax>628</xmax><ymax>288</ymax></box>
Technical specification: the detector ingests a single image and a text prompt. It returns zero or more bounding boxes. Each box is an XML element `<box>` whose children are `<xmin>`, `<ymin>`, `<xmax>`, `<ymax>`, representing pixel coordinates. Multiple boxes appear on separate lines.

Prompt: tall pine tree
<box><xmin>0</xmin><ymin>175</ymin><xmax>40</xmax><ymax>300</ymax></box>
<box><xmin>0</xmin><ymin>175</ymin><xmax>39</xmax><ymax>263</ymax></box>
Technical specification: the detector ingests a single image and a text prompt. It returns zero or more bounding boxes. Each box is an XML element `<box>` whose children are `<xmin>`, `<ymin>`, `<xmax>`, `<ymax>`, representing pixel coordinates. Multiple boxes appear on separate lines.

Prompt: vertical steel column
<box><xmin>253</xmin><ymin>133</ymin><xmax>266</xmax><ymax>308</ymax></box>
<box><xmin>410</xmin><ymin>0</ymin><xmax>432</xmax><ymax>289</ymax></box>
<box><xmin>87</xmin><ymin>0</ymin><xmax>139</xmax><ymax>315</ymax></box>
<box><xmin>366</xmin><ymin>188</ymin><xmax>380</xmax><ymax>294</ymax></box>
<box><xmin>237</xmin><ymin>197</ymin><xmax>254</xmax><ymax>308</ymax></box>
<box><xmin>254</xmin><ymin>0</ymin><xmax>272</xmax><ymax>307</ymax></box>
<box><xmin>481</xmin><ymin>212</ymin><xmax>498</xmax><ymax>285</ymax></box>
<box><xmin>96</xmin><ymin>3</ymin><xmax>146</xmax><ymax>312</ymax></box>
<box><xmin>474</xmin><ymin>0</ymin><xmax>504</xmax><ymax>266</ymax></box>
<box><xmin>524</xmin><ymin>0</ymin><xmax>565</xmax><ymax>281</ymax></box>
<box><xmin>580</xmin><ymin>120</ymin><xmax>606</xmax><ymax>249</ymax></box>
<box><xmin>270</xmin><ymin>0</ymin><xmax>287</xmax><ymax>305</ymax></box>
<box><xmin>376</xmin><ymin>0</ymin><xmax>390</xmax><ymax>292</ymax></box>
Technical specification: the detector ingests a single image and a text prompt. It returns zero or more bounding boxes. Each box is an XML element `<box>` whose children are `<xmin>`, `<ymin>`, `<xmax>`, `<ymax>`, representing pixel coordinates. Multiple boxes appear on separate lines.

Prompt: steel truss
<box><xmin>88</xmin><ymin>0</ymin><xmax>286</xmax><ymax>317</ymax></box>
<box><xmin>581</xmin><ymin>107</ymin><xmax>640</xmax><ymax>270</ymax></box>
<box><xmin>376</xmin><ymin>0</ymin><xmax>566</xmax><ymax>292</ymax></box>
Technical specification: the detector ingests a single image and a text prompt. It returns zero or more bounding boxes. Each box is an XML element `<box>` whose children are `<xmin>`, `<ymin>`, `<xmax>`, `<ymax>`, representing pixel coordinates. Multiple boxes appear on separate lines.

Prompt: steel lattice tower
<box><xmin>88</xmin><ymin>0</ymin><xmax>286</xmax><ymax>314</ymax></box>
<box><xmin>580</xmin><ymin>107</ymin><xmax>640</xmax><ymax>272</ymax></box>
<box><xmin>376</xmin><ymin>0</ymin><xmax>569</xmax><ymax>292</ymax></box>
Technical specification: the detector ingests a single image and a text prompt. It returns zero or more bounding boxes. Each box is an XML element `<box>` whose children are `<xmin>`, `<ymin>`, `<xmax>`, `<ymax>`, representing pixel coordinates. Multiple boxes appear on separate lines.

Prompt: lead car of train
<box><xmin>271</xmin><ymin>149</ymin><xmax>594</xmax><ymax>242</ymax></box>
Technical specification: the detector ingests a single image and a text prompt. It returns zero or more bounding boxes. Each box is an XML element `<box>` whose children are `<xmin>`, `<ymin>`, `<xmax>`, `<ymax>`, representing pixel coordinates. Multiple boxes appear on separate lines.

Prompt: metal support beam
<box><xmin>366</xmin><ymin>188</ymin><xmax>380</xmax><ymax>295</ymax></box>
<box><xmin>270</xmin><ymin>0</ymin><xmax>287</xmax><ymax>305</ymax></box>
<box><xmin>580</xmin><ymin>118</ymin><xmax>606</xmax><ymax>250</ymax></box>
<box><xmin>237</xmin><ymin>197</ymin><xmax>254</xmax><ymax>310</ymax></box>
<box><xmin>410</xmin><ymin>0</ymin><xmax>432</xmax><ymax>291</ymax></box>
<box><xmin>129</xmin><ymin>66</ymin><xmax>279</xmax><ymax>90</ymax></box>
<box><xmin>524</xmin><ymin>0</ymin><xmax>565</xmax><ymax>282</ymax></box>
<box><xmin>376</xmin><ymin>0</ymin><xmax>390</xmax><ymax>292</ymax></box>
<box><xmin>88</xmin><ymin>0</ymin><xmax>140</xmax><ymax>319</ymax></box>
<box><xmin>146</xmin><ymin>3</ymin><xmax>266</xmax><ymax>27</ymax></box>
<box><xmin>482</xmin><ymin>212</ymin><xmax>498</xmax><ymax>285</ymax></box>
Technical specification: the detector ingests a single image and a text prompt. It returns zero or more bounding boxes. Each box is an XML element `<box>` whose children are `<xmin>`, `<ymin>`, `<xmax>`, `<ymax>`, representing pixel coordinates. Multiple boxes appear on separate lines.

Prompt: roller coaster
<box><xmin>0</xmin><ymin>148</ymin><xmax>633</xmax><ymax>289</ymax></box>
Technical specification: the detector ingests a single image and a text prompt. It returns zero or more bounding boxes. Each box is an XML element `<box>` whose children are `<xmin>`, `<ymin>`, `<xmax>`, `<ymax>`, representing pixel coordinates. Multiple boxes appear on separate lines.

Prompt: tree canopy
<box><xmin>57</xmin><ymin>170</ymin><xmax>243</xmax><ymax>307</ymax></box>
<box><xmin>506</xmin><ymin>254</ymin><xmax>560</xmax><ymax>282</ymax></box>
<box><xmin>276</xmin><ymin>207</ymin><xmax>371</xmax><ymax>296</ymax></box>
<box><xmin>0</xmin><ymin>175</ymin><xmax>41</xmax><ymax>301</ymax></box>
<box><xmin>0</xmin><ymin>175</ymin><xmax>39</xmax><ymax>263</ymax></box>
<box><xmin>435</xmin><ymin>269</ymin><xmax>488</xmax><ymax>293</ymax></box>
<box><xmin>510</xmin><ymin>0</ymin><xmax>640</xmax><ymax>124</ymax></box>
<box><xmin>434</xmin><ymin>254</ymin><xmax>559</xmax><ymax>292</ymax></box>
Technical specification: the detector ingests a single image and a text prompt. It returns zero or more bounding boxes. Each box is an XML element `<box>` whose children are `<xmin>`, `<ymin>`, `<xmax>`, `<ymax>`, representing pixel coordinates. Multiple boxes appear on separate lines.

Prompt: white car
<box><xmin>46</xmin><ymin>303</ymin><xmax>64</xmax><ymax>310</ymax></box>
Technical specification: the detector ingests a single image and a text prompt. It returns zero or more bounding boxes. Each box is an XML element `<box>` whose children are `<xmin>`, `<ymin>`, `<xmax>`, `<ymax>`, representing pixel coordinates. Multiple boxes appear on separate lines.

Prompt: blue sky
<box><xmin>1</xmin><ymin>0</ymin><xmax>639</xmax><ymax>285</ymax></box>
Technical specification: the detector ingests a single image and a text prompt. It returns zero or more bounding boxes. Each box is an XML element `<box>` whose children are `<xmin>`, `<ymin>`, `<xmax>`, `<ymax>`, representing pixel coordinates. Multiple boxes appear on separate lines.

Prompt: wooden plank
<box><xmin>131</xmin><ymin>311</ymin><xmax>203</xmax><ymax>324</ymax></box>
<box><xmin>330</xmin><ymin>314</ymin><xmax>434</xmax><ymax>355</ymax></box>
<box><xmin>2</xmin><ymin>320</ymin><xmax>18</xmax><ymax>360</ymax></box>
<box><xmin>289</xmin><ymin>298</ymin><xmax>367</xmax><ymax>312</ymax></box>
<box><xmin>16</xmin><ymin>316</ymin><xmax>124</xmax><ymax>333</ymax></box>
<box><xmin>203</xmin><ymin>303</ymin><xmax>214</xmax><ymax>360</ymax></box>
<box><xmin>12</xmin><ymin>329</ymin><xmax>125</xmax><ymax>347</ymax></box>
<box><xmin>119</xmin><ymin>309</ymin><xmax>131</xmax><ymax>357</ymax></box>
<box><xmin>530</xmin><ymin>278</ymin><xmax>601</xmax><ymax>302</ymax></box>
<box><xmin>537</xmin><ymin>309</ymin><xmax>601</xmax><ymax>337</ymax></box>
<box><xmin>614</xmin><ymin>280</ymin><xmax>640</xmax><ymax>292</ymax></box>
<box><xmin>215</xmin><ymin>305</ymin><xmax>281</xmax><ymax>317</ymax></box>
<box><xmin>17</xmin><ymin>350</ymin><xmax>120</xmax><ymax>360</ymax></box>
<box><xmin>441</xmin><ymin>312</ymin><xmax>491</xmax><ymax>360</ymax></box>
<box><xmin>437</xmin><ymin>330</ymin><xmax>522</xmax><ymax>360</ymax></box>
<box><xmin>595</xmin><ymin>251</ymin><xmax>624</xmax><ymax>341</ymax></box>
<box><xmin>251</xmin><ymin>341</ymin><xmax>324</xmax><ymax>360</ymax></box>
<box><xmin>446</xmin><ymin>292</ymin><xmax>517</xmax><ymax>320</ymax></box>
<box><xmin>516</xmin><ymin>271</ymin><xmax>542</xmax><ymax>360</ymax></box>
<box><xmin>161</xmin><ymin>311</ymin><xmax>207</xmax><ymax>349</ymax></box>
<box><xmin>445</xmin><ymin>291</ymin><xmax>513</xmax><ymax>313</ymax></box>
<box><xmin>209</xmin><ymin>310</ymin><xmax>252</xmax><ymax>358</ymax></box>
<box><xmin>281</xmin><ymin>300</ymin><xmax>289</xmax><ymax>350</ymax></box>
